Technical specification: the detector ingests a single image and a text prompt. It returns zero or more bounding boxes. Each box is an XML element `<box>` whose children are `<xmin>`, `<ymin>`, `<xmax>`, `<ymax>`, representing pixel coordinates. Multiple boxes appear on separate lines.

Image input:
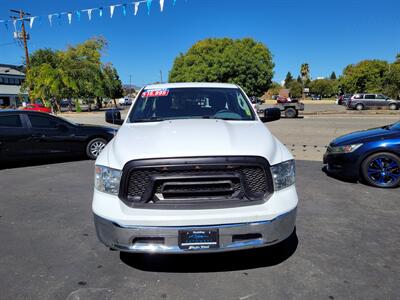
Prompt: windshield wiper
<box><xmin>133</xmin><ymin>117</ymin><xmax>166</xmax><ymax>123</ymax></box>
<box><xmin>205</xmin><ymin>116</ymin><xmax>245</xmax><ymax>121</ymax></box>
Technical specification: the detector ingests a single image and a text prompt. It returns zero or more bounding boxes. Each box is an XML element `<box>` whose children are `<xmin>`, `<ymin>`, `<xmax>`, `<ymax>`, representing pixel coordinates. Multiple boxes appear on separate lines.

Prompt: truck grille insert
<box><xmin>119</xmin><ymin>157</ymin><xmax>274</xmax><ymax>209</ymax></box>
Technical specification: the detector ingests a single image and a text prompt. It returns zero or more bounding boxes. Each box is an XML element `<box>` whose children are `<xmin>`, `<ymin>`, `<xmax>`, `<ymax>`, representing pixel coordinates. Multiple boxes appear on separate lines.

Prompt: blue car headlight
<box><xmin>271</xmin><ymin>159</ymin><xmax>295</xmax><ymax>190</ymax></box>
<box><xmin>94</xmin><ymin>165</ymin><xmax>122</xmax><ymax>195</ymax></box>
<box><xmin>329</xmin><ymin>143</ymin><xmax>363</xmax><ymax>154</ymax></box>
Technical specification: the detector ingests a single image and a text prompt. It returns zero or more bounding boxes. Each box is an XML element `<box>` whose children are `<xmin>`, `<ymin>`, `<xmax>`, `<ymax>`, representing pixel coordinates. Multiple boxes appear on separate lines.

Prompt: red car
<box><xmin>23</xmin><ymin>104</ymin><xmax>51</xmax><ymax>114</ymax></box>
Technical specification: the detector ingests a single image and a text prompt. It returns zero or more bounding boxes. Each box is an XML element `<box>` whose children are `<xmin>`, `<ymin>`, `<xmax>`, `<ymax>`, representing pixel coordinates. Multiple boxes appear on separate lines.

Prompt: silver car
<box><xmin>348</xmin><ymin>94</ymin><xmax>400</xmax><ymax>110</ymax></box>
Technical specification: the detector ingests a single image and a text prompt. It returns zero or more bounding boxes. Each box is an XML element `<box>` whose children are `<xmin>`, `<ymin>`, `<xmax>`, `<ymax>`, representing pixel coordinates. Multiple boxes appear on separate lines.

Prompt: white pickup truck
<box><xmin>92</xmin><ymin>82</ymin><xmax>298</xmax><ymax>253</ymax></box>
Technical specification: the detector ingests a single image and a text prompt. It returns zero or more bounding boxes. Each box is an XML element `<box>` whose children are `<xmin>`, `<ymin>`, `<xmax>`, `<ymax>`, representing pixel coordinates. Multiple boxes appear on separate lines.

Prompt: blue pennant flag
<box><xmin>0</xmin><ymin>0</ymin><xmax>182</xmax><ymax>35</ymax></box>
<box><xmin>147</xmin><ymin>0</ymin><xmax>152</xmax><ymax>15</ymax></box>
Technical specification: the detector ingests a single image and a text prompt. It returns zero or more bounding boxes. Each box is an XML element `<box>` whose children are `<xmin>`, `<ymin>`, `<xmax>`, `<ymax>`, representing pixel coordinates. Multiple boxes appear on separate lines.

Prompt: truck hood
<box><xmin>98</xmin><ymin>119</ymin><xmax>291</xmax><ymax>169</ymax></box>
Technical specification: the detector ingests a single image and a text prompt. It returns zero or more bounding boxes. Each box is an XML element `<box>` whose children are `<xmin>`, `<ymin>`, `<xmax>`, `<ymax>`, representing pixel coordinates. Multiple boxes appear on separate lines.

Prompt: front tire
<box><xmin>361</xmin><ymin>152</ymin><xmax>400</xmax><ymax>188</ymax></box>
<box><xmin>86</xmin><ymin>138</ymin><xmax>107</xmax><ymax>160</ymax></box>
<box><xmin>389</xmin><ymin>103</ymin><xmax>397</xmax><ymax>110</ymax></box>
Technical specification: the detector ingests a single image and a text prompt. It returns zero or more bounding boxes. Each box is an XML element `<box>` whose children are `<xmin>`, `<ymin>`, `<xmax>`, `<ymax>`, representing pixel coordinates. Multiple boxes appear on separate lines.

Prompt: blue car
<box><xmin>323</xmin><ymin>121</ymin><xmax>400</xmax><ymax>188</ymax></box>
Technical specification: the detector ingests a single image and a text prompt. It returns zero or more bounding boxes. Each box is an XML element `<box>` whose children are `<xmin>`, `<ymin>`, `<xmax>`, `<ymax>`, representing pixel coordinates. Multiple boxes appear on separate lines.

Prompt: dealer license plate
<box><xmin>178</xmin><ymin>229</ymin><xmax>219</xmax><ymax>250</ymax></box>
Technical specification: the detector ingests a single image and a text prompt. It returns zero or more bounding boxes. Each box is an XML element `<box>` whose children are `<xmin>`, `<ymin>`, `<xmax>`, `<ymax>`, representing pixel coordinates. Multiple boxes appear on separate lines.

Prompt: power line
<box><xmin>0</xmin><ymin>41</ymin><xmax>16</xmax><ymax>47</ymax></box>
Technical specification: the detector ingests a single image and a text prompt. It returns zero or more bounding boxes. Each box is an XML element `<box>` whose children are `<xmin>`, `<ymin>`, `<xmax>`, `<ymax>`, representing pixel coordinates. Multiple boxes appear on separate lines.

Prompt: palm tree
<box><xmin>300</xmin><ymin>63</ymin><xmax>310</xmax><ymax>99</ymax></box>
<box><xmin>300</xmin><ymin>63</ymin><xmax>310</xmax><ymax>82</ymax></box>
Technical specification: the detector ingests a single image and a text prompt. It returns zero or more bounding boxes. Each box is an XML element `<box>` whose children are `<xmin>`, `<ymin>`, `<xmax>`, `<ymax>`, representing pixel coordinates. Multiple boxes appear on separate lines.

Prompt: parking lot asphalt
<box><xmin>0</xmin><ymin>159</ymin><xmax>399</xmax><ymax>299</ymax></box>
<box><xmin>64</xmin><ymin>111</ymin><xmax>399</xmax><ymax>162</ymax></box>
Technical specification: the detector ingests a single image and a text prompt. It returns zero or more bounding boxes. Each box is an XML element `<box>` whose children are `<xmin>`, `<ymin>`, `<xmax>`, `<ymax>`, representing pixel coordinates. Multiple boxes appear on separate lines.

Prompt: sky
<box><xmin>0</xmin><ymin>0</ymin><xmax>399</xmax><ymax>86</ymax></box>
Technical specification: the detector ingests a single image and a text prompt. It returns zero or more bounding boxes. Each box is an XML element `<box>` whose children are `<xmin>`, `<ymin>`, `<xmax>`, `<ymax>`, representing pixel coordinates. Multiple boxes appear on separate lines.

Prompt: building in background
<box><xmin>0</xmin><ymin>64</ymin><xmax>28</xmax><ymax>108</ymax></box>
<box><xmin>279</xmin><ymin>88</ymin><xmax>290</xmax><ymax>98</ymax></box>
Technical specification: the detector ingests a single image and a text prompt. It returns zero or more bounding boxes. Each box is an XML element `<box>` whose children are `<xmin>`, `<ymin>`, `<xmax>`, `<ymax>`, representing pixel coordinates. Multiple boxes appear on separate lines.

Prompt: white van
<box><xmin>118</xmin><ymin>97</ymin><xmax>133</xmax><ymax>106</ymax></box>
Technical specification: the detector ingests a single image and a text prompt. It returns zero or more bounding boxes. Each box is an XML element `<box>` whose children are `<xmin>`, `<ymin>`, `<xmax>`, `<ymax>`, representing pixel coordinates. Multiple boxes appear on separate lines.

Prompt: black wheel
<box><xmin>355</xmin><ymin>103</ymin><xmax>364</xmax><ymax>111</ymax></box>
<box><xmin>284</xmin><ymin>108</ymin><xmax>297</xmax><ymax>118</ymax></box>
<box><xmin>86</xmin><ymin>138</ymin><xmax>107</xmax><ymax>160</ymax></box>
<box><xmin>361</xmin><ymin>152</ymin><xmax>400</xmax><ymax>188</ymax></box>
<box><xmin>389</xmin><ymin>103</ymin><xmax>398</xmax><ymax>110</ymax></box>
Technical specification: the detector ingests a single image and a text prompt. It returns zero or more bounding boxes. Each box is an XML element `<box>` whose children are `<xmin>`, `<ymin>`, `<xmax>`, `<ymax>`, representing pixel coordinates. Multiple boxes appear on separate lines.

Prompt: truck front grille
<box><xmin>119</xmin><ymin>156</ymin><xmax>274</xmax><ymax>209</ymax></box>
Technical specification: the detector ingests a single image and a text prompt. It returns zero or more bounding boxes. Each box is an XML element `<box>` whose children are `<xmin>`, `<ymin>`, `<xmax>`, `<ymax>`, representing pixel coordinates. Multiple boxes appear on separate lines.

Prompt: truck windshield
<box><xmin>128</xmin><ymin>87</ymin><xmax>255</xmax><ymax>123</ymax></box>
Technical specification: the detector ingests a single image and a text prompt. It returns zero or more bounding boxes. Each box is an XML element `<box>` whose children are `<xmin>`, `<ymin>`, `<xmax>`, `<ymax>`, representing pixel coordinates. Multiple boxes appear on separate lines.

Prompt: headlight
<box><xmin>271</xmin><ymin>159</ymin><xmax>295</xmax><ymax>190</ymax></box>
<box><xmin>94</xmin><ymin>165</ymin><xmax>122</xmax><ymax>195</ymax></box>
<box><xmin>329</xmin><ymin>143</ymin><xmax>363</xmax><ymax>154</ymax></box>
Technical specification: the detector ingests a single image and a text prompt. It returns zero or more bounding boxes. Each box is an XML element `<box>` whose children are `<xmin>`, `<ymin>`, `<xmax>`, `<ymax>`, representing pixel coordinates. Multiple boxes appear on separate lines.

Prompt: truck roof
<box><xmin>144</xmin><ymin>82</ymin><xmax>239</xmax><ymax>90</ymax></box>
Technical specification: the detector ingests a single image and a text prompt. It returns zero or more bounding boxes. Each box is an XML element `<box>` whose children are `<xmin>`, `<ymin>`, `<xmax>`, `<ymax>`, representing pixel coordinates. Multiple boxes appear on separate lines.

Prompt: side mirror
<box><xmin>105</xmin><ymin>109</ymin><xmax>124</xmax><ymax>125</ymax></box>
<box><xmin>260</xmin><ymin>107</ymin><xmax>281</xmax><ymax>123</ymax></box>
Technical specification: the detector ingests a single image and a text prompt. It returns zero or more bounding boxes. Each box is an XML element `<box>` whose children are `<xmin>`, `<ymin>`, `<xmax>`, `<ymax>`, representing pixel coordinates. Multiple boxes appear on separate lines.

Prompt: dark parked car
<box><xmin>310</xmin><ymin>94</ymin><xmax>321</xmax><ymax>100</ymax></box>
<box><xmin>323</xmin><ymin>121</ymin><xmax>400</xmax><ymax>188</ymax></box>
<box><xmin>0</xmin><ymin>110</ymin><xmax>116</xmax><ymax>162</ymax></box>
<box><xmin>348</xmin><ymin>94</ymin><xmax>400</xmax><ymax>110</ymax></box>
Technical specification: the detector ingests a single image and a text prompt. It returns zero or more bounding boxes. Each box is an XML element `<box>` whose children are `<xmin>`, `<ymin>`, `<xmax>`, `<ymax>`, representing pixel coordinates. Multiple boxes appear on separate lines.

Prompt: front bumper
<box><xmin>323</xmin><ymin>151</ymin><xmax>360</xmax><ymax>179</ymax></box>
<box><xmin>94</xmin><ymin>208</ymin><xmax>297</xmax><ymax>254</ymax></box>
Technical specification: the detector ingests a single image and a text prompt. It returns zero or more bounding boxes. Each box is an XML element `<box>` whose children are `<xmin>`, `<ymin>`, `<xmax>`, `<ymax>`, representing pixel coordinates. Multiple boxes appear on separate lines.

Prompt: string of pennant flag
<box><xmin>0</xmin><ymin>0</ymin><xmax>176</xmax><ymax>33</ymax></box>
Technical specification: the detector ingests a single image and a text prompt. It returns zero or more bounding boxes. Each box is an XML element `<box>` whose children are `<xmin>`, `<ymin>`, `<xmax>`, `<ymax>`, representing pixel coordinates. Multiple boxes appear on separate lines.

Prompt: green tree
<box><xmin>23</xmin><ymin>63</ymin><xmax>63</xmax><ymax>102</ymax></box>
<box><xmin>29</xmin><ymin>49</ymin><xmax>59</xmax><ymax>68</ymax></box>
<box><xmin>384</xmin><ymin>63</ymin><xmax>400</xmax><ymax>99</ymax></box>
<box><xmin>23</xmin><ymin>37</ymin><xmax>111</xmax><ymax>106</ymax></box>
<box><xmin>23</xmin><ymin>49</ymin><xmax>61</xmax><ymax>103</ymax></box>
<box><xmin>340</xmin><ymin>60</ymin><xmax>389</xmax><ymax>93</ymax></box>
<box><xmin>287</xmin><ymin>81</ymin><xmax>303</xmax><ymax>98</ymax></box>
<box><xmin>169</xmin><ymin>38</ymin><xmax>274</xmax><ymax>97</ymax></box>
<box><xmin>284</xmin><ymin>72</ymin><xmax>294</xmax><ymax>87</ymax></box>
<box><xmin>395</xmin><ymin>53</ymin><xmax>400</xmax><ymax>64</ymax></box>
<box><xmin>330</xmin><ymin>71</ymin><xmax>337</xmax><ymax>80</ymax></box>
<box><xmin>102</xmin><ymin>63</ymin><xmax>124</xmax><ymax>107</ymax></box>
<box><xmin>296</xmin><ymin>75</ymin><xmax>302</xmax><ymax>83</ymax></box>
<box><xmin>58</xmin><ymin>37</ymin><xmax>106</xmax><ymax>99</ymax></box>
<box><xmin>309</xmin><ymin>79</ymin><xmax>338</xmax><ymax>98</ymax></box>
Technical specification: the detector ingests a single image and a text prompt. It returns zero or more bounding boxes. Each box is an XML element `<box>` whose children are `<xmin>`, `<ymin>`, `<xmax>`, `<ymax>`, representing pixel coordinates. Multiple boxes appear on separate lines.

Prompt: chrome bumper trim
<box><xmin>94</xmin><ymin>208</ymin><xmax>297</xmax><ymax>254</ymax></box>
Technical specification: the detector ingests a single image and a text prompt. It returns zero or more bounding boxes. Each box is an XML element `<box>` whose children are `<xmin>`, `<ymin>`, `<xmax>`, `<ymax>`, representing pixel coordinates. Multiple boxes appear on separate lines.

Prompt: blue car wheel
<box><xmin>361</xmin><ymin>153</ymin><xmax>400</xmax><ymax>188</ymax></box>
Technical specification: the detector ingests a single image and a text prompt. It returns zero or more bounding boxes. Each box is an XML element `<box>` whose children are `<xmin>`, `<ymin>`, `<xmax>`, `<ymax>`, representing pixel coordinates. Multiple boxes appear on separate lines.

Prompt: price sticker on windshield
<box><xmin>142</xmin><ymin>89</ymin><xmax>170</xmax><ymax>97</ymax></box>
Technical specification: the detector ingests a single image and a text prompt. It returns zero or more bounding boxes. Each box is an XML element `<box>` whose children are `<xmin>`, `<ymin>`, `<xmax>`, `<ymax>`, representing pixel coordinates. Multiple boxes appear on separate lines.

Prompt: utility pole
<box><xmin>10</xmin><ymin>9</ymin><xmax>31</xmax><ymax>69</ymax></box>
<box><xmin>160</xmin><ymin>70</ymin><xmax>163</xmax><ymax>83</ymax></box>
<box><xmin>10</xmin><ymin>9</ymin><xmax>32</xmax><ymax>103</ymax></box>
